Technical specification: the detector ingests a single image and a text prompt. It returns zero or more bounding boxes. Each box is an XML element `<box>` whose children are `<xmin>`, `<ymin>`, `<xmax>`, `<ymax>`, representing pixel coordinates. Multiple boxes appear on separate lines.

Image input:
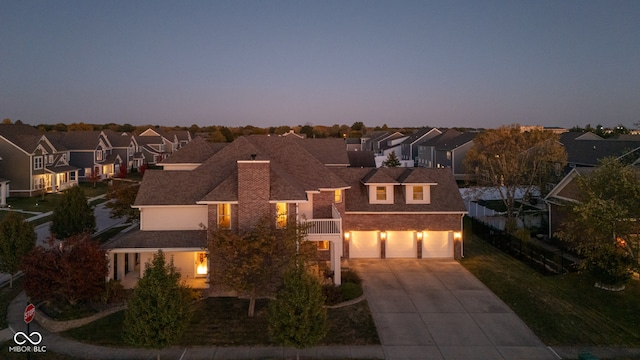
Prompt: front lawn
<box><xmin>63</xmin><ymin>297</ymin><xmax>379</xmax><ymax>347</ymax></box>
<box><xmin>460</xmin><ymin>234</ymin><xmax>640</xmax><ymax>346</ymax></box>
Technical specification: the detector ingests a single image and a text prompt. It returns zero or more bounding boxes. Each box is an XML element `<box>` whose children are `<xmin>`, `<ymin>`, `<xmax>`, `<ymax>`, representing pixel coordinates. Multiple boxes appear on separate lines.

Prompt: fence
<box><xmin>469</xmin><ymin>217</ymin><xmax>579</xmax><ymax>275</ymax></box>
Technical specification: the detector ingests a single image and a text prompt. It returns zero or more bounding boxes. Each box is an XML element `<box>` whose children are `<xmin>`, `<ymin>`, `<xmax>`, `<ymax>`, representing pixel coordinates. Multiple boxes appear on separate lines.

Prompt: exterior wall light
<box><xmin>344</xmin><ymin>232</ymin><xmax>350</xmax><ymax>240</ymax></box>
<box><xmin>453</xmin><ymin>232</ymin><xmax>462</xmax><ymax>240</ymax></box>
<box><xmin>380</xmin><ymin>231</ymin><xmax>387</xmax><ymax>240</ymax></box>
<box><xmin>416</xmin><ymin>231</ymin><xmax>423</xmax><ymax>240</ymax></box>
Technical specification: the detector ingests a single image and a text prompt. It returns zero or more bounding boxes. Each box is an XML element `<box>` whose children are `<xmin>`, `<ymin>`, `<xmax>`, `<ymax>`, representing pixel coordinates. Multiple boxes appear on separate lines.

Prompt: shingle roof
<box><xmin>0</xmin><ymin>124</ymin><xmax>43</xmax><ymax>152</ymax></box>
<box><xmin>333</xmin><ymin>167</ymin><xmax>466</xmax><ymax>213</ymax></box>
<box><xmin>102</xmin><ymin>230</ymin><xmax>207</xmax><ymax>249</ymax></box>
<box><xmin>347</xmin><ymin>151</ymin><xmax>376</xmax><ymax>167</ymax></box>
<box><xmin>286</xmin><ymin>137</ymin><xmax>350</xmax><ymax>166</ymax></box>
<box><xmin>401</xmin><ymin>127</ymin><xmax>437</xmax><ymax>145</ymax></box>
<box><xmin>561</xmin><ymin>138</ymin><xmax>640</xmax><ymax>166</ymax></box>
<box><xmin>419</xmin><ymin>129</ymin><xmax>477</xmax><ymax>150</ymax></box>
<box><xmin>135</xmin><ymin>136</ymin><xmax>349</xmax><ymax>206</ymax></box>
<box><xmin>102</xmin><ymin>129</ymin><xmax>133</xmax><ymax>147</ymax></box>
<box><xmin>160</xmin><ymin>137</ymin><xmax>226</xmax><ymax>164</ymax></box>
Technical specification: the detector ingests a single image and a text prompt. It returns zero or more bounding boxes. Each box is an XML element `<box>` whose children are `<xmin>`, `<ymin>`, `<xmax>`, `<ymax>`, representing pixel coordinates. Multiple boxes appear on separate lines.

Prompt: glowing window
<box><xmin>413</xmin><ymin>186</ymin><xmax>424</xmax><ymax>200</ymax></box>
<box><xmin>317</xmin><ymin>241</ymin><xmax>330</xmax><ymax>250</ymax></box>
<box><xmin>334</xmin><ymin>190</ymin><xmax>342</xmax><ymax>203</ymax></box>
<box><xmin>376</xmin><ymin>186</ymin><xmax>386</xmax><ymax>201</ymax></box>
<box><xmin>218</xmin><ymin>203</ymin><xmax>231</xmax><ymax>229</ymax></box>
<box><xmin>276</xmin><ymin>202</ymin><xmax>288</xmax><ymax>229</ymax></box>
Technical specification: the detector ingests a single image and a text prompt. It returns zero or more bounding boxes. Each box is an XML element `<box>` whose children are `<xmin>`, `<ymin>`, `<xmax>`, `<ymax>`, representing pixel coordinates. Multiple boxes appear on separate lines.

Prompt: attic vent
<box><xmin>250</xmin><ymin>154</ymin><xmax>257</xmax><ymax>160</ymax></box>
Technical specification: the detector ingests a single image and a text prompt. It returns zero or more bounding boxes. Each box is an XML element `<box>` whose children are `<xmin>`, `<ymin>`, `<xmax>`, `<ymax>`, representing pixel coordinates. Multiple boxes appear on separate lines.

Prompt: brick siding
<box><xmin>237</xmin><ymin>161</ymin><xmax>270</xmax><ymax>230</ymax></box>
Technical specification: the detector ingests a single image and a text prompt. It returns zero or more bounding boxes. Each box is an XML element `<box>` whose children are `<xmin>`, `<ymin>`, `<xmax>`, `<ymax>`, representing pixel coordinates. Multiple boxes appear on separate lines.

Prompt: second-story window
<box><xmin>334</xmin><ymin>189</ymin><xmax>342</xmax><ymax>203</ymax></box>
<box><xmin>218</xmin><ymin>203</ymin><xmax>231</xmax><ymax>229</ymax></box>
<box><xmin>33</xmin><ymin>156</ymin><xmax>43</xmax><ymax>170</ymax></box>
<box><xmin>96</xmin><ymin>150</ymin><xmax>103</xmax><ymax>161</ymax></box>
<box><xmin>413</xmin><ymin>186</ymin><xmax>424</xmax><ymax>201</ymax></box>
<box><xmin>276</xmin><ymin>202</ymin><xmax>288</xmax><ymax>229</ymax></box>
<box><xmin>376</xmin><ymin>186</ymin><xmax>386</xmax><ymax>201</ymax></box>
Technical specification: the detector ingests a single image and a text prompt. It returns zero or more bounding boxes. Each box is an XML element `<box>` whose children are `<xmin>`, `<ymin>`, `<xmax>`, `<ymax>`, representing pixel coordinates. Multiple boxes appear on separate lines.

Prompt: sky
<box><xmin>1</xmin><ymin>1</ymin><xmax>639</xmax><ymax>129</ymax></box>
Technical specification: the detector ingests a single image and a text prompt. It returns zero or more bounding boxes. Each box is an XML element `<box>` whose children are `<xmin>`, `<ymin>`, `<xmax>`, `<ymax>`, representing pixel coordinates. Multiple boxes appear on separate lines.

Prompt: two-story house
<box><xmin>0</xmin><ymin>124</ymin><xmax>78</xmax><ymax>197</ymax></box>
<box><xmin>400</xmin><ymin>127</ymin><xmax>442</xmax><ymax>164</ymax></box>
<box><xmin>104</xmin><ymin>136</ymin><xmax>466</xmax><ymax>290</ymax></box>
<box><xmin>417</xmin><ymin>129</ymin><xmax>477</xmax><ymax>180</ymax></box>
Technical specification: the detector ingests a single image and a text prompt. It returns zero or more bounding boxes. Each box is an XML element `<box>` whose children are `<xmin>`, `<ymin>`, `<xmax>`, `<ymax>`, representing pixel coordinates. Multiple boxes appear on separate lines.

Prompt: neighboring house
<box><xmin>344</xmin><ymin>137</ymin><xmax>364</xmax><ymax>151</ymax></box>
<box><xmin>543</xmin><ymin>167</ymin><xmax>593</xmax><ymax>239</ymax></box>
<box><xmin>560</xmin><ymin>132</ymin><xmax>640</xmax><ymax>168</ymax></box>
<box><xmin>347</xmin><ymin>151</ymin><xmax>376</xmax><ymax>168</ymax></box>
<box><xmin>400</xmin><ymin>127</ymin><xmax>442</xmax><ymax>163</ymax></box>
<box><xmin>104</xmin><ymin>136</ymin><xmax>466</xmax><ymax>290</ymax></box>
<box><xmin>0</xmin><ymin>124</ymin><xmax>79</xmax><ymax>197</ymax></box>
<box><xmin>159</xmin><ymin>137</ymin><xmax>227</xmax><ymax>171</ymax></box>
<box><xmin>138</xmin><ymin>127</ymin><xmax>193</xmax><ymax>154</ymax></box>
<box><xmin>363</xmin><ymin>131</ymin><xmax>405</xmax><ymax>155</ymax></box>
<box><xmin>417</xmin><ymin>129</ymin><xmax>477</xmax><ymax>180</ymax></box>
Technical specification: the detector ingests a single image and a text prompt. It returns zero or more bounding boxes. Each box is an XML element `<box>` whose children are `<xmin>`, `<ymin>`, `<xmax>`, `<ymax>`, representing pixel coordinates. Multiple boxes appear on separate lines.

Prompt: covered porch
<box><xmin>302</xmin><ymin>211</ymin><xmax>343</xmax><ymax>285</ymax></box>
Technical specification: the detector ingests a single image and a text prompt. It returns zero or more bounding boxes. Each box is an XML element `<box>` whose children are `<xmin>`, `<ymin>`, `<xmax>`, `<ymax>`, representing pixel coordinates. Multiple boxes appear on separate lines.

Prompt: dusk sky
<box><xmin>2</xmin><ymin>1</ymin><xmax>639</xmax><ymax>129</ymax></box>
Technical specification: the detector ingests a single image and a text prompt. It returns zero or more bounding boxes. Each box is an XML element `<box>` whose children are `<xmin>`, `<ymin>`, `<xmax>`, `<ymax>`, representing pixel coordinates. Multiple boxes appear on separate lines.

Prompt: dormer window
<box><xmin>368</xmin><ymin>185</ymin><xmax>394</xmax><ymax>204</ymax></box>
<box><xmin>96</xmin><ymin>150</ymin><xmax>103</xmax><ymax>161</ymax></box>
<box><xmin>406</xmin><ymin>185</ymin><xmax>431</xmax><ymax>204</ymax></box>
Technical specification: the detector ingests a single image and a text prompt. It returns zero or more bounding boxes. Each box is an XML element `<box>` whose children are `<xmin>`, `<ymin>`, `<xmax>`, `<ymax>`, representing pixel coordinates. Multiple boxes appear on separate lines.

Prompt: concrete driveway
<box><xmin>350</xmin><ymin>259</ymin><xmax>558</xmax><ymax>360</ymax></box>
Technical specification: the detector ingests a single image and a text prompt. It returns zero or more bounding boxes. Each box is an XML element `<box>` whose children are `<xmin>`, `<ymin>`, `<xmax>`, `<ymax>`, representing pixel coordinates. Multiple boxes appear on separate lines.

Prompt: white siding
<box><xmin>140</xmin><ymin>206</ymin><xmax>208</xmax><ymax>230</ymax></box>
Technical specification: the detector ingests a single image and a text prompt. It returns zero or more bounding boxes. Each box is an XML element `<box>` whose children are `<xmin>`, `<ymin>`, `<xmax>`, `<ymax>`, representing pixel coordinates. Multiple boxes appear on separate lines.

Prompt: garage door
<box><xmin>423</xmin><ymin>231</ymin><xmax>452</xmax><ymax>258</ymax></box>
<box><xmin>386</xmin><ymin>231</ymin><xmax>417</xmax><ymax>258</ymax></box>
<box><xmin>349</xmin><ymin>231</ymin><xmax>380</xmax><ymax>258</ymax></box>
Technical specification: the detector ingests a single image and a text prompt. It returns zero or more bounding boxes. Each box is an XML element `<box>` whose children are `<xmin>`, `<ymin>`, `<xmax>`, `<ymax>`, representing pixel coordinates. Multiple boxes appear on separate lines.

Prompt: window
<box><xmin>334</xmin><ymin>190</ymin><xmax>342</xmax><ymax>203</ymax></box>
<box><xmin>33</xmin><ymin>178</ymin><xmax>44</xmax><ymax>190</ymax></box>
<box><xmin>446</xmin><ymin>151</ymin><xmax>451</xmax><ymax>160</ymax></box>
<box><xmin>70</xmin><ymin>172</ymin><xmax>76</xmax><ymax>181</ymax></box>
<box><xmin>317</xmin><ymin>241</ymin><xmax>330</xmax><ymax>250</ymax></box>
<box><xmin>33</xmin><ymin>156</ymin><xmax>43</xmax><ymax>170</ymax></box>
<box><xmin>376</xmin><ymin>186</ymin><xmax>386</xmax><ymax>201</ymax></box>
<box><xmin>218</xmin><ymin>203</ymin><xmax>231</xmax><ymax>229</ymax></box>
<box><xmin>413</xmin><ymin>186</ymin><xmax>424</xmax><ymax>201</ymax></box>
<box><xmin>96</xmin><ymin>150</ymin><xmax>103</xmax><ymax>161</ymax></box>
<box><xmin>48</xmin><ymin>155</ymin><xmax>54</xmax><ymax>164</ymax></box>
<box><xmin>276</xmin><ymin>202</ymin><xmax>288</xmax><ymax>229</ymax></box>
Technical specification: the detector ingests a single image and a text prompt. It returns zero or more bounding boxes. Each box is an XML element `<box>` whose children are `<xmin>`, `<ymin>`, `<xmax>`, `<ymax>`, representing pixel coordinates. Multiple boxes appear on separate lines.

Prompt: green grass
<box><xmin>460</xmin><ymin>234</ymin><xmax>640</xmax><ymax>346</ymax></box>
<box><xmin>63</xmin><ymin>297</ymin><xmax>380</xmax><ymax>347</ymax></box>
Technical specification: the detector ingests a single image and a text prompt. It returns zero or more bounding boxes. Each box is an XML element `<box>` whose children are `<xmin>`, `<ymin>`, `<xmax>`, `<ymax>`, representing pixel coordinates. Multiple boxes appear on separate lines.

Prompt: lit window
<box><xmin>33</xmin><ymin>156</ymin><xmax>43</xmax><ymax>170</ymax></box>
<box><xmin>334</xmin><ymin>190</ymin><xmax>342</xmax><ymax>203</ymax></box>
<box><xmin>196</xmin><ymin>252</ymin><xmax>208</xmax><ymax>275</ymax></box>
<box><xmin>96</xmin><ymin>150</ymin><xmax>103</xmax><ymax>161</ymax></box>
<box><xmin>276</xmin><ymin>202</ymin><xmax>288</xmax><ymax>229</ymax></box>
<box><xmin>376</xmin><ymin>186</ymin><xmax>386</xmax><ymax>201</ymax></box>
<box><xmin>317</xmin><ymin>241</ymin><xmax>330</xmax><ymax>250</ymax></box>
<box><xmin>218</xmin><ymin>203</ymin><xmax>231</xmax><ymax>229</ymax></box>
<box><xmin>413</xmin><ymin>186</ymin><xmax>424</xmax><ymax>200</ymax></box>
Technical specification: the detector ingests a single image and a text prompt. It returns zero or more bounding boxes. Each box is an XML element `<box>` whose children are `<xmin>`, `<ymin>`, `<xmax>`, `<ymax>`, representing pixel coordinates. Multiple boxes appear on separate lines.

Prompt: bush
<box><xmin>340</xmin><ymin>283</ymin><xmax>363</xmax><ymax>301</ymax></box>
<box><xmin>102</xmin><ymin>280</ymin><xmax>125</xmax><ymax>304</ymax></box>
<box><xmin>341</xmin><ymin>270</ymin><xmax>362</xmax><ymax>284</ymax></box>
<box><xmin>585</xmin><ymin>246</ymin><xmax>633</xmax><ymax>286</ymax></box>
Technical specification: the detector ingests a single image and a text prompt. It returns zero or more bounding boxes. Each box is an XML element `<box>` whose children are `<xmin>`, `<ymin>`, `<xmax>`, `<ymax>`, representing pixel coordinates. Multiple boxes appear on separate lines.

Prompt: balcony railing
<box><xmin>303</xmin><ymin>218</ymin><xmax>342</xmax><ymax>235</ymax></box>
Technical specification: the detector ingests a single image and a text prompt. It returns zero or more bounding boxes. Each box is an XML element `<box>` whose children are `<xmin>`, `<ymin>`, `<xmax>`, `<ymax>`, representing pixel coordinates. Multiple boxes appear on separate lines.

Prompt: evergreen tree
<box><xmin>50</xmin><ymin>185</ymin><xmax>96</xmax><ymax>239</ymax></box>
<box><xmin>0</xmin><ymin>212</ymin><xmax>36</xmax><ymax>287</ymax></box>
<box><xmin>124</xmin><ymin>251</ymin><xmax>191</xmax><ymax>360</ymax></box>
<box><xmin>268</xmin><ymin>266</ymin><xmax>327</xmax><ymax>358</ymax></box>
<box><xmin>382</xmin><ymin>151</ymin><xmax>401</xmax><ymax>167</ymax></box>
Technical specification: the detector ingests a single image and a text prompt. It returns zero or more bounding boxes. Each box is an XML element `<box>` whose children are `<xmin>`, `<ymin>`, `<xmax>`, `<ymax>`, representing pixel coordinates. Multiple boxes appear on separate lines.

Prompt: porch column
<box><xmin>116</xmin><ymin>253</ymin><xmax>126</xmax><ymax>281</ymax></box>
<box><xmin>127</xmin><ymin>253</ymin><xmax>136</xmax><ymax>273</ymax></box>
<box><xmin>331</xmin><ymin>239</ymin><xmax>342</xmax><ymax>285</ymax></box>
<box><xmin>105</xmin><ymin>252</ymin><xmax>114</xmax><ymax>281</ymax></box>
<box><xmin>51</xmin><ymin>173</ymin><xmax>57</xmax><ymax>193</ymax></box>
<box><xmin>0</xmin><ymin>182</ymin><xmax>6</xmax><ymax>207</ymax></box>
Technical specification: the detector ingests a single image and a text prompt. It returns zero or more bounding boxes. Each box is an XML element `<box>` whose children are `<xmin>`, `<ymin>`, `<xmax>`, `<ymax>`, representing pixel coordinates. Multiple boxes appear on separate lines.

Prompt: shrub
<box><xmin>102</xmin><ymin>280</ymin><xmax>125</xmax><ymax>304</ymax></box>
<box><xmin>341</xmin><ymin>270</ymin><xmax>362</xmax><ymax>284</ymax></box>
<box><xmin>340</xmin><ymin>282</ymin><xmax>363</xmax><ymax>301</ymax></box>
<box><xmin>322</xmin><ymin>285</ymin><xmax>343</xmax><ymax>305</ymax></box>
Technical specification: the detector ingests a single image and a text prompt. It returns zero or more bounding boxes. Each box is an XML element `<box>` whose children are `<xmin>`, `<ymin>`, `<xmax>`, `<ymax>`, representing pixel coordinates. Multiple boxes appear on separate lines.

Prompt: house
<box><xmin>417</xmin><ymin>129</ymin><xmax>477</xmax><ymax>180</ymax></box>
<box><xmin>137</xmin><ymin>127</ymin><xmax>193</xmax><ymax>161</ymax></box>
<box><xmin>543</xmin><ymin>167</ymin><xmax>593</xmax><ymax>238</ymax></box>
<box><xmin>560</xmin><ymin>132</ymin><xmax>640</xmax><ymax>168</ymax></box>
<box><xmin>104</xmin><ymin>136</ymin><xmax>466</xmax><ymax>290</ymax></box>
<box><xmin>158</xmin><ymin>137</ymin><xmax>227</xmax><ymax>171</ymax></box>
<box><xmin>0</xmin><ymin>178</ymin><xmax>9</xmax><ymax>207</ymax></box>
<box><xmin>0</xmin><ymin>124</ymin><xmax>79</xmax><ymax>197</ymax></box>
<box><xmin>399</xmin><ymin>127</ymin><xmax>442</xmax><ymax>163</ymax></box>
<box><xmin>363</xmin><ymin>131</ymin><xmax>405</xmax><ymax>155</ymax></box>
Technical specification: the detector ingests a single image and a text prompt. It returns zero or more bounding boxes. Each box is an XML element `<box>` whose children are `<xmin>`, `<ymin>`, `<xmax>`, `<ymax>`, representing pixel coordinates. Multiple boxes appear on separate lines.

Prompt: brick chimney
<box><xmin>237</xmin><ymin>158</ymin><xmax>270</xmax><ymax>230</ymax></box>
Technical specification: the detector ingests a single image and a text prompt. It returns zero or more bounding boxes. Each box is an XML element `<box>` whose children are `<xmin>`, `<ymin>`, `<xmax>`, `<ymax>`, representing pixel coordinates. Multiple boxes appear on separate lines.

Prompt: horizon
<box><xmin>2</xmin><ymin>1</ymin><xmax>639</xmax><ymax>129</ymax></box>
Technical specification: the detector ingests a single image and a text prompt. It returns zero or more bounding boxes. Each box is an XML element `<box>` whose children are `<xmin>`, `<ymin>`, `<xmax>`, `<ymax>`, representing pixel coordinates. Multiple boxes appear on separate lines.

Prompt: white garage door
<box><xmin>386</xmin><ymin>231</ymin><xmax>417</xmax><ymax>258</ymax></box>
<box><xmin>423</xmin><ymin>231</ymin><xmax>452</xmax><ymax>258</ymax></box>
<box><xmin>350</xmin><ymin>231</ymin><xmax>380</xmax><ymax>258</ymax></box>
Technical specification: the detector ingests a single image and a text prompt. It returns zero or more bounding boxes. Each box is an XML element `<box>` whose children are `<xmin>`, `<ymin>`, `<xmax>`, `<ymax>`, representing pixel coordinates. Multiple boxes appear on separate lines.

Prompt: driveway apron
<box><xmin>350</xmin><ymin>259</ymin><xmax>558</xmax><ymax>360</ymax></box>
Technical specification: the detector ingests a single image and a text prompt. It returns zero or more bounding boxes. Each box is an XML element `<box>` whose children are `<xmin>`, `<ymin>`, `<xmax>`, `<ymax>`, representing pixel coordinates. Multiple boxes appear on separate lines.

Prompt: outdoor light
<box><xmin>380</xmin><ymin>231</ymin><xmax>386</xmax><ymax>240</ymax></box>
<box><xmin>453</xmin><ymin>232</ymin><xmax>462</xmax><ymax>240</ymax></box>
<box><xmin>416</xmin><ymin>231</ymin><xmax>423</xmax><ymax>240</ymax></box>
<box><xmin>344</xmin><ymin>232</ymin><xmax>350</xmax><ymax>240</ymax></box>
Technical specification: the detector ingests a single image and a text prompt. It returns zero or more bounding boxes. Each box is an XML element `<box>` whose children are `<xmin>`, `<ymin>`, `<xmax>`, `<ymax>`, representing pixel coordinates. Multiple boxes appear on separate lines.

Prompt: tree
<box><xmin>0</xmin><ymin>212</ymin><xmax>36</xmax><ymax>287</ymax></box>
<box><xmin>557</xmin><ymin>158</ymin><xmax>640</xmax><ymax>287</ymax></box>
<box><xmin>50</xmin><ymin>185</ymin><xmax>96</xmax><ymax>239</ymax></box>
<box><xmin>209</xmin><ymin>218</ymin><xmax>313</xmax><ymax>317</ymax></box>
<box><xmin>87</xmin><ymin>167</ymin><xmax>100</xmax><ymax>188</ymax></box>
<box><xmin>300</xmin><ymin>125</ymin><xmax>314</xmax><ymax>138</ymax></box>
<box><xmin>116</xmin><ymin>163</ymin><xmax>128</xmax><ymax>178</ymax></box>
<box><xmin>105</xmin><ymin>181</ymin><xmax>140</xmax><ymax>222</ymax></box>
<box><xmin>124</xmin><ymin>250</ymin><xmax>191</xmax><ymax>360</ymax></box>
<box><xmin>464</xmin><ymin>124</ymin><xmax>567</xmax><ymax>231</ymax></box>
<box><xmin>382</xmin><ymin>151</ymin><xmax>401</xmax><ymax>167</ymax></box>
<box><xmin>268</xmin><ymin>266</ymin><xmax>327</xmax><ymax>358</ymax></box>
<box><xmin>21</xmin><ymin>234</ymin><xmax>108</xmax><ymax>304</ymax></box>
